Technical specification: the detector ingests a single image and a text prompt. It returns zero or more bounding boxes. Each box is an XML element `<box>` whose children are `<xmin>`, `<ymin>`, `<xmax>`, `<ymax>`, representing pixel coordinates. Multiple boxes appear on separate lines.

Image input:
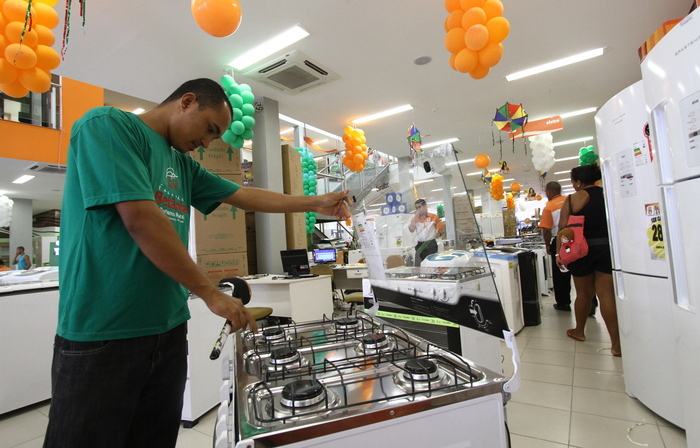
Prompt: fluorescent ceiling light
<box><xmin>454</xmin><ymin>192</ymin><xmax>467</xmax><ymax>196</ymax></box>
<box><xmin>132</xmin><ymin>108</ymin><xmax>145</xmax><ymax>115</ymax></box>
<box><xmin>466</xmin><ymin>170</ymin><xmax>483</xmax><ymax>176</ymax></box>
<box><xmin>445</xmin><ymin>157</ymin><xmax>475</xmax><ymax>167</ymax></box>
<box><xmin>278</xmin><ymin>113</ymin><xmax>341</xmax><ymax>141</ymax></box>
<box><xmin>506</xmin><ymin>47</ymin><xmax>606</xmax><ymax>81</ymax></box>
<box><xmin>227</xmin><ymin>25</ymin><xmax>309</xmax><ymax>70</ymax></box>
<box><xmin>312</xmin><ymin>139</ymin><xmax>328</xmax><ymax>144</ymax></box>
<box><xmin>553</xmin><ymin>136</ymin><xmax>594</xmax><ymax>147</ymax></box>
<box><xmin>557</xmin><ymin>178</ymin><xmax>570</xmax><ymax>182</ymax></box>
<box><xmin>555</xmin><ymin>156</ymin><xmax>580</xmax><ymax>162</ymax></box>
<box><xmin>351</xmin><ymin>104</ymin><xmax>413</xmax><ymax>124</ymax></box>
<box><xmin>13</xmin><ymin>175</ymin><xmax>35</xmax><ymax>184</ymax></box>
<box><xmin>560</xmin><ymin>107</ymin><xmax>597</xmax><ymax>119</ymax></box>
<box><xmin>0</xmin><ymin>190</ymin><xmax>7</xmax><ymax>196</ymax></box>
<box><xmin>427</xmin><ymin>201</ymin><xmax>442</xmax><ymax>205</ymax></box>
<box><xmin>280</xmin><ymin>127</ymin><xmax>294</xmax><ymax>134</ymax></box>
<box><xmin>502</xmin><ymin>178</ymin><xmax>514</xmax><ymax>182</ymax></box>
<box><xmin>431</xmin><ymin>188</ymin><xmax>443</xmax><ymax>192</ymax></box>
<box><xmin>414</xmin><ymin>179</ymin><xmax>434</xmax><ymax>185</ymax></box>
<box><xmin>421</xmin><ymin>137</ymin><xmax>459</xmax><ymax>149</ymax></box>
<box><xmin>553</xmin><ymin>170</ymin><xmax>570</xmax><ymax>175</ymax></box>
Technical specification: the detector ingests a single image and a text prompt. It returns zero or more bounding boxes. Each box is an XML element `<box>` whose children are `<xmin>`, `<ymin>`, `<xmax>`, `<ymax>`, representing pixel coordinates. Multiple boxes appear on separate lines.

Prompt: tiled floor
<box><xmin>0</xmin><ymin>293</ymin><xmax>687</xmax><ymax>448</ymax></box>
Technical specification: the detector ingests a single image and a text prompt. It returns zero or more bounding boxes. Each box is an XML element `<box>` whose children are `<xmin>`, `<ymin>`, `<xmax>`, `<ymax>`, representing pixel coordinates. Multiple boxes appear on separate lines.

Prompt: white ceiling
<box><xmin>1</xmin><ymin>0</ymin><xmax>694</xmax><ymax>214</ymax></box>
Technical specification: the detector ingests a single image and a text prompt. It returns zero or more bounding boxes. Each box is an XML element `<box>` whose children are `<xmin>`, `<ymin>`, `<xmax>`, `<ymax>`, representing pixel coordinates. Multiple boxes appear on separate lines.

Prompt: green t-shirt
<box><xmin>58</xmin><ymin>107</ymin><xmax>240</xmax><ymax>341</ymax></box>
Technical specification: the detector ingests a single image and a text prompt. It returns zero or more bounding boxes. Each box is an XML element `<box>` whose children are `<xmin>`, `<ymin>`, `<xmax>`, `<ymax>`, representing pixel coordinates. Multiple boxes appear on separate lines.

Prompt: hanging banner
<box><xmin>509</xmin><ymin>116</ymin><xmax>563</xmax><ymax>140</ymax></box>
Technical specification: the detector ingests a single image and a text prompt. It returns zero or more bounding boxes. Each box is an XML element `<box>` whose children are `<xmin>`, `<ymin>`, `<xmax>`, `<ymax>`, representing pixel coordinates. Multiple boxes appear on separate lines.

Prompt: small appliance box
<box><xmin>196</xmin><ymin>251</ymin><xmax>248</xmax><ymax>283</ymax></box>
<box><xmin>281</xmin><ymin>145</ymin><xmax>307</xmax><ymax>250</ymax></box>
<box><xmin>193</xmin><ymin>174</ymin><xmax>246</xmax><ymax>254</ymax></box>
<box><xmin>190</xmin><ymin>138</ymin><xmax>241</xmax><ymax>175</ymax></box>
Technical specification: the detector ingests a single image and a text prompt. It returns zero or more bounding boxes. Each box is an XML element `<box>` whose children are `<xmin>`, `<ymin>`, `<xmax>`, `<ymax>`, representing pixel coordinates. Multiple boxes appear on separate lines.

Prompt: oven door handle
<box><xmin>502</xmin><ymin>329</ymin><xmax>521</xmax><ymax>394</ymax></box>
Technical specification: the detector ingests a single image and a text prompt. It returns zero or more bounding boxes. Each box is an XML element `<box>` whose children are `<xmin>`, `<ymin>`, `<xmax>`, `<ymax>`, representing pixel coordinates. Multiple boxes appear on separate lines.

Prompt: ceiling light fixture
<box><xmin>560</xmin><ymin>107</ymin><xmax>598</xmax><ymax>119</ymax></box>
<box><xmin>506</xmin><ymin>47</ymin><xmax>606</xmax><ymax>81</ymax></box>
<box><xmin>351</xmin><ymin>104</ymin><xmax>413</xmax><ymax>124</ymax></box>
<box><xmin>553</xmin><ymin>170</ymin><xmax>571</xmax><ymax>175</ymax></box>
<box><xmin>132</xmin><ymin>108</ymin><xmax>145</xmax><ymax>115</ymax></box>
<box><xmin>227</xmin><ymin>25</ymin><xmax>310</xmax><ymax>70</ymax></box>
<box><xmin>445</xmin><ymin>157</ymin><xmax>475</xmax><ymax>166</ymax></box>
<box><xmin>553</xmin><ymin>136</ymin><xmax>594</xmax><ymax>147</ymax></box>
<box><xmin>414</xmin><ymin>179</ymin><xmax>434</xmax><ymax>185</ymax></box>
<box><xmin>280</xmin><ymin>127</ymin><xmax>294</xmax><ymax>134</ymax></box>
<box><xmin>12</xmin><ymin>175</ymin><xmax>35</xmax><ymax>184</ymax></box>
<box><xmin>431</xmin><ymin>188</ymin><xmax>444</xmax><ymax>192</ymax></box>
<box><xmin>554</xmin><ymin>156</ymin><xmax>580</xmax><ymax>162</ymax></box>
<box><xmin>421</xmin><ymin>137</ymin><xmax>459</xmax><ymax>149</ymax></box>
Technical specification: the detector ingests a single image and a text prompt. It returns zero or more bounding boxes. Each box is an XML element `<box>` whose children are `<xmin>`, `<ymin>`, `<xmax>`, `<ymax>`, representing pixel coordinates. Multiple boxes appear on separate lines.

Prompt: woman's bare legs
<box><xmin>594</xmin><ymin>271</ymin><xmax>621</xmax><ymax>356</ymax></box>
<box><xmin>569</xmin><ymin>273</ymin><xmax>595</xmax><ymax>340</ymax></box>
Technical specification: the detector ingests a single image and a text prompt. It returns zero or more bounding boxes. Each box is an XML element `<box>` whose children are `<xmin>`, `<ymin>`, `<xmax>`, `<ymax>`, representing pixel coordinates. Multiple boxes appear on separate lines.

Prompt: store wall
<box><xmin>0</xmin><ymin>78</ymin><xmax>104</xmax><ymax>164</ymax></box>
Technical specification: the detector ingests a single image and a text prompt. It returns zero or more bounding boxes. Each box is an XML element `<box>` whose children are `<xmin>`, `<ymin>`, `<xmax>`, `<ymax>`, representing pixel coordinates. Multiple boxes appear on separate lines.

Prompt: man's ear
<box><xmin>180</xmin><ymin>92</ymin><xmax>197</xmax><ymax>110</ymax></box>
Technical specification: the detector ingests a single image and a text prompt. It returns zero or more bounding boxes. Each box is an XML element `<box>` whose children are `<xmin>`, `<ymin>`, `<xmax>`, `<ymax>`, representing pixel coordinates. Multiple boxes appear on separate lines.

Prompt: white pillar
<box><xmin>9</xmin><ymin>198</ymin><xmax>33</xmax><ymax>268</ymax></box>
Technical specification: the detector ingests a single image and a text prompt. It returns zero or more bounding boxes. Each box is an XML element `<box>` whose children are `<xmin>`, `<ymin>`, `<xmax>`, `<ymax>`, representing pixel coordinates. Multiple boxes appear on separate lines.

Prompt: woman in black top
<box><xmin>556</xmin><ymin>164</ymin><xmax>621</xmax><ymax>356</ymax></box>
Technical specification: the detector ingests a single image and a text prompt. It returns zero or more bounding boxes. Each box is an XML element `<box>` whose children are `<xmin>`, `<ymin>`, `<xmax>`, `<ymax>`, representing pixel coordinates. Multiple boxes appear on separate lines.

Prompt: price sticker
<box><xmin>645</xmin><ymin>203</ymin><xmax>665</xmax><ymax>260</ymax></box>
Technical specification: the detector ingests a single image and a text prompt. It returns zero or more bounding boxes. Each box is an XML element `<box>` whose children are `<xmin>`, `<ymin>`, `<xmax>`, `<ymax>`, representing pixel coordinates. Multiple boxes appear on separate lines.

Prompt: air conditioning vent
<box><xmin>25</xmin><ymin>162</ymin><xmax>66</xmax><ymax>174</ymax></box>
<box><xmin>243</xmin><ymin>50</ymin><xmax>340</xmax><ymax>95</ymax></box>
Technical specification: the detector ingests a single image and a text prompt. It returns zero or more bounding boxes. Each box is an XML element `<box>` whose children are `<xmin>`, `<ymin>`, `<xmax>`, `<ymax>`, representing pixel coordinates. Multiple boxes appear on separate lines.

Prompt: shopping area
<box><xmin>1</xmin><ymin>1</ymin><xmax>698</xmax><ymax>447</ymax></box>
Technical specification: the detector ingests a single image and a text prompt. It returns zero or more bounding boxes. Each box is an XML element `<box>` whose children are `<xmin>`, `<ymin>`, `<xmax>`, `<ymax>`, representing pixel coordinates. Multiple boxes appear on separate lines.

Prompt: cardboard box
<box><xmin>281</xmin><ymin>145</ymin><xmax>308</xmax><ymax>250</ymax></box>
<box><xmin>190</xmin><ymin>138</ymin><xmax>241</xmax><ymax>175</ymax></box>
<box><xmin>193</xmin><ymin>174</ymin><xmax>246</xmax><ymax>254</ymax></box>
<box><xmin>638</xmin><ymin>18</ymin><xmax>683</xmax><ymax>61</ymax></box>
<box><xmin>241</xmin><ymin>161</ymin><xmax>254</xmax><ymax>187</ymax></box>
<box><xmin>196</xmin><ymin>251</ymin><xmax>248</xmax><ymax>284</ymax></box>
<box><xmin>453</xmin><ymin>196</ymin><xmax>474</xmax><ymax>213</ymax></box>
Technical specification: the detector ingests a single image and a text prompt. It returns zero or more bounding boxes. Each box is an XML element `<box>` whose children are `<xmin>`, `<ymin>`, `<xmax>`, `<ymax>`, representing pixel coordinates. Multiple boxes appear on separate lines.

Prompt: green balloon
<box><xmin>230</xmin><ymin>120</ymin><xmax>245</xmax><ymax>135</ymax></box>
<box><xmin>241</xmin><ymin>91</ymin><xmax>255</xmax><ymax>104</ymax></box>
<box><xmin>228</xmin><ymin>94</ymin><xmax>244</xmax><ymax>109</ymax></box>
<box><xmin>239</xmin><ymin>83</ymin><xmax>252</xmax><ymax>92</ymax></box>
<box><xmin>233</xmin><ymin>108</ymin><xmax>243</xmax><ymax>121</ymax></box>
<box><xmin>232</xmin><ymin>135</ymin><xmax>244</xmax><ymax>149</ymax></box>
<box><xmin>241</xmin><ymin>129</ymin><xmax>254</xmax><ymax>140</ymax></box>
<box><xmin>221</xmin><ymin>75</ymin><xmax>235</xmax><ymax>92</ymax></box>
<box><xmin>222</xmin><ymin>129</ymin><xmax>236</xmax><ymax>144</ymax></box>
<box><xmin>241</xmin><ymin>115</ymin><xmax>256</xmax><ymax>130</ymax></box>
<box><xmin>241</xmin><ymin>103</ymin><xmax>255</xmax><ymax>116</ymax></box>
<box><xmin>229</xmin><ymin>83</ymin><xmax>242</xmax><ymax>95</ymax></box>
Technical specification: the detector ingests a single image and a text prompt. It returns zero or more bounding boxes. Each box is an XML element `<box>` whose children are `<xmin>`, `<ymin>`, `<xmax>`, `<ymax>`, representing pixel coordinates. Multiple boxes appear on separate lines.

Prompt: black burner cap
<box><xmin>281</xmin><ymin>379</ymin><xmax>324</xmax><ymax>401</ymax></box>
<box><xmin>262</xmin><ymin>327</ymin><xmax>284</xmax><ymax>338</ymax></box>
<box><xmin>405</xmin><ymin>358</ymin><xmax>438</xmax><ymax>375</ymax></box>
<box><xmin>336</xmin><ymin>317</ymin><xmax>358</xmax><ymax>327</ymax></box>
<box><xmin>362</xmin><ymin>333</ymin><xmax>387</xmax><ymax>344</ymax></box>
<box><xmin>270</xmin><ymin>347</ymin><xmax>298</xmax><ymax>360</ymax></box>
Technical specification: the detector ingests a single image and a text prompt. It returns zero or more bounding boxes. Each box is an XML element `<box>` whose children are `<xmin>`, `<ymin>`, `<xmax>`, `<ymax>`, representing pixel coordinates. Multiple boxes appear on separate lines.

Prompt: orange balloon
<box><xmin>353</xmin><ymin>153</ymin><xmax>364</xmax><ymax>165</ymax></box>
<box><xmin>34</xmin><ymin>44</ymin><xmax>59</xmax><ymax>70</ymax></box>
<box><xmin>35</xmin><ymin>0</ymin><xmax>59</xmax><ymax>6</ymax></box>
<box><xmin>459</xmin><ymin>0</ymin><xmax>484</xmax><ymax>9</ymax></box>
<box><xmin>486</xmin><ymin>16</ymin><xmax>510</xmax><ymax>44</ymax></box>
<box><xmin>2</xmin><ymin>0</ymin><xmax>36</xmax><ymax>23</ymax></box>
<box><xmin>191</xmin><ymin>0</ymin><xmax>242</xmax><ymax>38</ymax></box>
<box><xmin>474</xmin><ymin>153</ymin><xmax>490</xmax><ymax>169</ymax></box>
<box><xmin>33</xmin><ymin>2</ymin><xmax>59</xmax><ymax>28</ymax></box>
<box><xmin>445</xmin><ymin>0</ymin><xmax>462</xmax><ymax>12</ymax></box>
<box><xmin>449</xmin><ymin>52</ymin><xmax>457</xmax><ymax>71</ymax></box>
<box><xmin>536</xmin><ymin>195</ymin><xmax>543</xmax><ymax>201</ymax></box>
<box><xmin>454</xmin><ymin>48</ymin><xmax>477</xmax><ymax>73</ymax></box>
<box><xmin>444</xmin><ymin>27</ymin><xmax>466</xmax><ymax>54</ymax></box>
<box><xmin>0</xmin><ymin>77</ymin><xmax>29</xmax><ymax>98</ymax></box>
<box><xmin>5</xmin><ymin>22</ymin><xmax>39</xmax><ymax>47</ymax></box>
<box><xmin>461</xmin><ymin>7</ymin><xmax>486</xmax><ymax>29</ymax></box>
<box><xmin>0</xmin><ymin>34</ymin><xmax>8</xmax><ymax>54</ymax></box>
<box><xmin>482</xmin><ymin>0</ymin><xmax>504</xmax><ymax>19</ymax></box>
<box><xmin>445</xmin><ymin>9</ymin><xmax>464</xmax><ymax>30</ymax></box>
<box><xmin>0</xmin><ymin>58</ymin><xmax>19</xmax><ymax>84</ymax></box>
<box><xmin>18</xmin><ymin>66</ymin><xmax>51</xmax><ymax>92</ymax></box>
<box><xmin>465</xmin><ymin>24</ymin><xmax>489</xmax><ymax>51</ymax></box>
<box><xmin>477</xmin><ymin>42</ymin><xmax>503</xmax><ymax>67</ymax></box>
<box><xmin>0</xmin><ymin>10</ymin><xmax>7</xmax><ymax>32</ymax></box>
<box><xmin>510</xmin><ymin>182</ymin><xmax>521</xmax><ymax>192</ymax></box>
<box><xmin>469</xmin><ymin>63</ymin><xmax>490</xmax><ymax>79</ymax></box>
<box><xmin>5</xmin><ymin>43</ymin><xmax>37</xmax><ymax>69</ymax></box>
<box><xmin>33</xmin><ymin>24</ymin><xmax>55</xmax><ymax>46</ymax></box>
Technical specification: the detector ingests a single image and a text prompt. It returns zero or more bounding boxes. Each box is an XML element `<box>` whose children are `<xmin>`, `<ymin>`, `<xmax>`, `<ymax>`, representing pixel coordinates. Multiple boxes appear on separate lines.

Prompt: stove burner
<box><xmin>269</xmin><ymin>347</ymin><xmax>301</xmax><ymax>365</ymax></box>
<box><xmin>334</xmin><ymin>317</ymin><xmax>360</xmax><ymax>332</ymax></box>
<box><xmin>403</xmin><ymin>359</ymin><xmax>440</xmax><ymax>381</ymax></box>
<box><xmin>262</xmin><ymin>327</ymin><xmax>286</xmax><ymax>342</ymax></box>
<box><xmin>361</xmin><ymin>333</ymin><xmax>389</xmax><ymax>351</ymax></box>
<box><xmin>281</xmin><ymin>379</ymin><xmax>326</xmax><ymax>408</ymax></box>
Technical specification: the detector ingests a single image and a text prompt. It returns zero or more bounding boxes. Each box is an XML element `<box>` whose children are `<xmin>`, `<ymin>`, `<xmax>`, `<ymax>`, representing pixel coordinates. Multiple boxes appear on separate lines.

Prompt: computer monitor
<box><xmin>313</xmin><ymin>248</ymin><xmax>336</xmax><ymax>263</ymax></box>
<box><xmin>280</xmin><ymin>249</ymin><xmax>311</xmax><ymax>278</ymax></box>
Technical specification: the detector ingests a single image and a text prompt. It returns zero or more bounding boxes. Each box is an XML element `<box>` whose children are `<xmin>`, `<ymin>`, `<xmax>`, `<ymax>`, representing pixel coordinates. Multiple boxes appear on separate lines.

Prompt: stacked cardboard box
<box><xmin>502</xmin><ymin>209</ymin><xmax>517</xmax><ymax>237</ymax></box>
<box><xmin>281</xmin><ymin>145</ymin><xmax>308</xmax><ymax>250</ymax></box>
<box><xmin>245</xmin><ymin>211</ymin><xmax>257</xmax><ymax>275</ymax></box>
<box><xmin>453</xmin><ymin>196</ymin><xmax>480</xmax><ymax>248</ymax></box>
<box><xmin>190</xmin><ymin>140</ymin><xmax>247</xmax><ymax>283</ymax></box>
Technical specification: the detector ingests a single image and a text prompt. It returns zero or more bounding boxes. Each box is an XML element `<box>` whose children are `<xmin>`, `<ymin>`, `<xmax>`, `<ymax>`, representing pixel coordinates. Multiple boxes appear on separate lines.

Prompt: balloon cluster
<box><xmin>505</xmin><ymin>193</ymin><xmax>515</xmax><ymax>210</ymax></box>
<box><xmin>342</xmin><ymin>126</ymin><xmax>368</xmax><ymax>172</ymax></box>
<box><xmin>220</xmin><ymin>75</ymin><xmax>255</xmax><ymax>149</ymax></box>
<box><xmin>490</xmin><ymin>174</ymin><xmax>504</xmax><ymax>200</ymax></box>
<box><xmin>295</xmin><ymin>147</ymin><xmax>318</xmax><ymax>234</ymax></box>
<box><xmin>191</xmin><ymin>0</ymin><xmax>242</xmax><ymax>38</ymax></box>
<box><xmin>578</xmin><ymin>145</ymin><xmax>599</xmax><ymax>165</ymax></box>
<box><xmin>0</xmin><ymin>195</ymin><xmax>13</xmax><ymax>227</ymax></box>
<box><xmin>474</xmin><ymin>153</ymin><xmax>490</xmax><ymax>169</ymax></box>
<box><xmin>0</xmin><ymin>0</ymin><xmax>60</xmax><ymax>98</ymax></box>
<box><xmin>444</xmin><ymin>0</ymin><xmax>510</xmax><ymax>79</ymax></box>
<box><xmin>529</xmin><ymin>133</ymin><xmax>556</xmax><ymax>172</ymax></box>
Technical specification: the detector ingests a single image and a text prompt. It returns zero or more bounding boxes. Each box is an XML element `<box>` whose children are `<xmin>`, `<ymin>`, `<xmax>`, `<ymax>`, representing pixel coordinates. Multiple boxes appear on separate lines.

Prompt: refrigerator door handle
<box><xmin>601</xmin><ymin>158</ymin><xmax>622</xmax><ymax>269</ymax></box>
<box><xmin>612</xmin><ymin>270</ymin><xmax>626</xmax><ymax>302</ymax></box>
<box><xmin>659</xmin><ymin>185</ymin><xmax>691</xmax><ymax>310</ymax></box>
<box><xmin>650</xmin><ymin>101</ymin><xmax>674</xmax><ymax>185</ymax></box>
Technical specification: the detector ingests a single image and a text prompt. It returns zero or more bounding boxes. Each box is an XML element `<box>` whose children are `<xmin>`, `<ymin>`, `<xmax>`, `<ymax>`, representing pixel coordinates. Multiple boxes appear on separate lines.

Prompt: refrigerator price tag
<box><xmin>645</xmin><ymin>203</ymin><xmax>665</xmax><ymax>260</ymax></box>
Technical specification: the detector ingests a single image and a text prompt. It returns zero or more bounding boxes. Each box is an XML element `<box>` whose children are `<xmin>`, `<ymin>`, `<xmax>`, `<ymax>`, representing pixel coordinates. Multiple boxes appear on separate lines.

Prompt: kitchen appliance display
<box><xmin>215</xmin><ymin>312</ymin><xmax>511</xmax><ymax>447</ymax></box>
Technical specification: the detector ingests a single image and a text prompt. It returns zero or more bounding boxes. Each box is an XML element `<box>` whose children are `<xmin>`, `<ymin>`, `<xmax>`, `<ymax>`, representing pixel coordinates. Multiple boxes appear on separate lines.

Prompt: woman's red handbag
<box><xmin>558</xmin><ymin>199</ymin><xmax>589</xmax><ymax>265</ymax></box>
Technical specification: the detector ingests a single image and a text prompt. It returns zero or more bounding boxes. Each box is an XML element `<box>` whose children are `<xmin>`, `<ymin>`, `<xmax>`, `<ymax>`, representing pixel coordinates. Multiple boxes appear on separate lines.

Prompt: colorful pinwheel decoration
<box><xmin>407</xmin><ymin>125</ymin><xmax>422</xmax><ymax>160</ymax></box>
<box><xmin>492</xmin><ymin>102</ymin><xmax>528</xmax><ymax>158</ymax></box>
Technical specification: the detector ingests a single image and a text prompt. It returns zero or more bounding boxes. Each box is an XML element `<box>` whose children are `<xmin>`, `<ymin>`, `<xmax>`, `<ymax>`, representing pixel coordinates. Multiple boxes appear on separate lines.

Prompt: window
<box><xmin>0</xmin><ymin>74</ymin><xmax>61</xmax><ymax>130</ymax></box>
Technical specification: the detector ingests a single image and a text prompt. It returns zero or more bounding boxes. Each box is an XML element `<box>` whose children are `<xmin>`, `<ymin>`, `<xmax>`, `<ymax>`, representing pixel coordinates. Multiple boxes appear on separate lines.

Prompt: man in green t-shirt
<box><xmin>44</xmin><ymin>79</ymin><xmax>351</xmax><ymax>448</ymax></box>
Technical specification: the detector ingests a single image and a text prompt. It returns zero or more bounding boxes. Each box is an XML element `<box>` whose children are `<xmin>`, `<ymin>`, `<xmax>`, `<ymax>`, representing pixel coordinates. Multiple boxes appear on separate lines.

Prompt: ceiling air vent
<box><xmin>243</xmin><ymin>50</ymin><xmax>340</xmax><ymax>95</ymax></box>
<box><xmin>25</xmin><ymin>162</ymin><xmax>66</xmax><ymax>174</ymax></box>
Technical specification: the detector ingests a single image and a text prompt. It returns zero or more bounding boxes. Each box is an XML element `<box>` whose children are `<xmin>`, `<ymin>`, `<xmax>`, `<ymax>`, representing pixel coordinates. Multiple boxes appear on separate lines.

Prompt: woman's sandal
<box><xmin>566</xmin><ymin>329</ymin><xmax>586</xmax><ymax>341</ymax></box>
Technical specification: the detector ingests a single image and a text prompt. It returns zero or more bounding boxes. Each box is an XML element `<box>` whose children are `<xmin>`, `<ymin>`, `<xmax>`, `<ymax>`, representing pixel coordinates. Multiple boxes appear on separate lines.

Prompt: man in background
<box><xmin>408</xmin><ymin>198</ymin><xmax>445</xmax><ymax>265</ymax></box>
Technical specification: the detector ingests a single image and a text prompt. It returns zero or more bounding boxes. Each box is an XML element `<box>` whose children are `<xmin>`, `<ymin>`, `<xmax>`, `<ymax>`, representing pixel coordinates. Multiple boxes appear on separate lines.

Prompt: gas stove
<box><xmin>215</xmin><ymin>312</ymin><xmax>512</xmax><ymax>447</ymax></box>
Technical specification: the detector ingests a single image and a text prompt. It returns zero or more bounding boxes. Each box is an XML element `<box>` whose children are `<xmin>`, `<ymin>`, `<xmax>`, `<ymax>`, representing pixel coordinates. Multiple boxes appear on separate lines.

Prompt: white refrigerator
<box><xmin>641</xmin><ymin>9</ymin><xmax>700</xmax><ymax>446</ymax></box>
<box><xmin>596</xmin><ymin>81</ymin><xmax>684</xmax><ymax>428</ymax></box>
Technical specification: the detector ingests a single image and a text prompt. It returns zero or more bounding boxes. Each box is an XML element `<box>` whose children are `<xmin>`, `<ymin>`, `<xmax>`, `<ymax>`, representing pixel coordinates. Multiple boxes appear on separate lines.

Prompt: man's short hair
<box><xmin>415</xmin><ymin>198</ymin><xmax>427</xmax><ymax>206</ymax></box>
<box><xmin>160</xmin><ymin>78</ymin><xmax>233</xmax><ymax>118</ymax></box>
<box><xmin>0</xmin><ymin>259</ymin><xmax>5</xmax><ymax>266</ymax></box>
<box><xmin>545</xmin><ymin>181</ymin><xmax>561</xmax><ymax>194</ymax></box>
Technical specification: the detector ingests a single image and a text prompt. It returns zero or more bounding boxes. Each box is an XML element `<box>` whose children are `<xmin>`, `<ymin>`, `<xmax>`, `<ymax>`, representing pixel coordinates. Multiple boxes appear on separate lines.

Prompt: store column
<box><xmin>251</xmin><ymin>97</ymin><xmax>286</xmax><ymax>274</ymax></box>
<box><xmin>9</xmin><ymin>198</ymin><xmax>33</xmax><ymax>268</ymax></box>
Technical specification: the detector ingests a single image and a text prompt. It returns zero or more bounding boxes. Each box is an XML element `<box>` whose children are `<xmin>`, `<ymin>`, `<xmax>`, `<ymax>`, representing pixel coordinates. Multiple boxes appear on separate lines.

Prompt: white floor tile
<box><xmin>506</xmin><ymin>402</ymin><xmax>571</xmax><ymax>445</ymax></box>
<box><xmin>519</xmin><ymin>361</ymin><xmax>574</xmax><ymax>386</ymax></box>
<box><xmin>526</xmin><ymin>336</ymin><xmax>576</xmax><ymax>352</ymax></box>
<box><xmin>0</xmin><ymin>410</ymin><xmax>48</xmax><ymax>448</ymax></box>
<box><xmin>573</xmin><ymin>352</ymin><xmax>623</xmax><ymax>373</ymax></box>
<box><xmin>510</xmin><ymin>379</ymin><xmax>573</xmax><ymax>411</ymax></box>
<box><xmin>510</xmin><ymin>434</ymin><xmax>568</xmax><ymax>447</ymax></box>
<box><xmin>571</xmin><ymin>387</ymin><xmax>661</xmax><ymax>424</ymax></box>
<box><xmin>192</xmin><ymin>408</ymin><xmax>217</xmax><ymax>437</ymax></box>
<box><xmin>658</xmin><ymin>425</ymin><xmax>688</xmax><ymax>448</ymax></box>
<box><xmin>12</xmin><ymin>436</ymin><xmax>45</xmax><ymax>448</ymax></box>
<box><xmin>569</xmin><ymin>412</ymin><xmax>664</xmax><ymax>448</ymax></box>
<box><xmin>572</xmin><ymin>367</ymin><xmax>626</xmax><ymax>393</ymax></box>
<box><xmin>520</xmin><ymin>347</ymin><xmax>575</xmax><ymax>367</ymax></box>
<box><xmin>175</xmin><ymin>428</ymin><xmax>214</xmax><ymax>448</ymax></box>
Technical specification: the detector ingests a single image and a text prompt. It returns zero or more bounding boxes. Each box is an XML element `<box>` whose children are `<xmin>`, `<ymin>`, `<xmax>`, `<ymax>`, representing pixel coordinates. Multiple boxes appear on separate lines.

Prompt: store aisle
<box><xmin>0</xmin><ymin>294</ymin><xmax>687</xmax><ymax>448</ymax></box>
